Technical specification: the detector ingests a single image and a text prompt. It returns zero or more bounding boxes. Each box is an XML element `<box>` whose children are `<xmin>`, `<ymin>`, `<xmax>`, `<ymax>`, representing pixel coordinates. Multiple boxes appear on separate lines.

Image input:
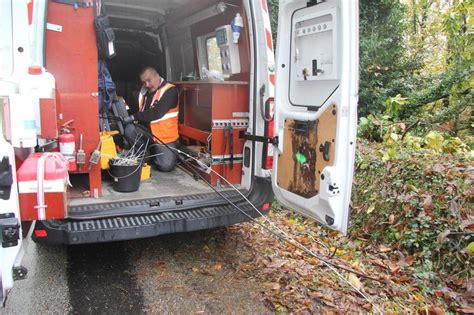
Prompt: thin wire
<box><xmin>130</xmin><ymin>123</ymin><xmax>382</xmax><ymax>313</ymax></box>
<box><xmin>181</xmin><ymin>150</ymin><xmax>382</xmax><ymax>314</ymax></box>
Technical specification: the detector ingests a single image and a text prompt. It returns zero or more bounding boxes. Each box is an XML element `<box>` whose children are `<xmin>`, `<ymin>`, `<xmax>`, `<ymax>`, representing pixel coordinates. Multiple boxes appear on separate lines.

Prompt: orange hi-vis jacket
<box><xmin>138</xmin><ymin>83</ymin><xmax>179</xmax><ymax>144</ymax></box>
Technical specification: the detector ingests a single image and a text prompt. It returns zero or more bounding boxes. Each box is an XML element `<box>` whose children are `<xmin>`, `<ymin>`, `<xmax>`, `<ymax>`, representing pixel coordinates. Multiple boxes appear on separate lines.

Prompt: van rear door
<box><xmin>0</xmin><ymin>100</ymin><xmax>24</xmax><ymax>305</ymax></box>
<box><xmin>1</xmin><ymin>0</ymin><xmax>31</xmax><ymax>303</ymax></box>
<box><xmin>271</xmin><ymin>0</ymin><xmax>358</xmax><ymax>234</ymax></box>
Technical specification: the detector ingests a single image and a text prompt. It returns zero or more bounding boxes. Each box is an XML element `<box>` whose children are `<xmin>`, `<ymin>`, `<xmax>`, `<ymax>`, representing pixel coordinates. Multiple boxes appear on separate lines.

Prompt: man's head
<box><xmin>139</xmin><ymin>67</ymin><xmax>161</xmax><ymax>92</ymax></box>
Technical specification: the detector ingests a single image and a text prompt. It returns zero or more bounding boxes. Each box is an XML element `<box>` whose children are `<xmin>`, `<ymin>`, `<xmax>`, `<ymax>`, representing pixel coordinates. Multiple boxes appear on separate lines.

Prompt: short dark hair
<box><xmin>139</xmin><ymin>66</ymin><xmax>158</xmax><ymax>76</ymax></box>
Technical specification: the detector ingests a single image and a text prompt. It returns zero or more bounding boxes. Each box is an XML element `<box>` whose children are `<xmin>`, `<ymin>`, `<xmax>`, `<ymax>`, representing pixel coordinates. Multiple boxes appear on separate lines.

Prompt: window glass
<box><xmin>206</xmin><ymin>37</ymin><xmax>222</xmax><ymax>73</ymax></box>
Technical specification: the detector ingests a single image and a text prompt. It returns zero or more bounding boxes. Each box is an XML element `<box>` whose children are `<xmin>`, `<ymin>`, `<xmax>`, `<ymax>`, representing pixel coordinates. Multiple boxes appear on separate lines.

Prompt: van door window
<box><xmin>206</xmin><ymin>37</ymin><xmax>222</xmax><ymax>73</ymax></box>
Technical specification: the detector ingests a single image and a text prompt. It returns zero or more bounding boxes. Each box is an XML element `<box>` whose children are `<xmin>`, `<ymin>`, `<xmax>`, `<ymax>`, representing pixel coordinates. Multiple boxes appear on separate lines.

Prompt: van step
<box><xmin>68</xmin><ymin>190</ymin><xmax>246</xmax><ymax>219</ymax></box>
<box><xmin>34</xmin><ymin>201</ymin><xmax>261</xmax><ymax>245</ymax></box>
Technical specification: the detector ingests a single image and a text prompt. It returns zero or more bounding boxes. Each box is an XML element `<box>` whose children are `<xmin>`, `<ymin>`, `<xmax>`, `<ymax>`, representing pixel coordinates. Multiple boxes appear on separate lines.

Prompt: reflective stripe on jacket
<box><xmin>139</xmin><ymin>83</ymin><xmax>179</xmax><ymax>144</ymax></box>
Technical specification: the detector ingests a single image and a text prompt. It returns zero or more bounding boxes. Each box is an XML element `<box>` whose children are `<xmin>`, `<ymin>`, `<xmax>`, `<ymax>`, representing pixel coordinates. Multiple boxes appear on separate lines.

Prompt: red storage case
<box><xmin>17</xmin><ymin>153</ymin><xmax>69</xmax><ymax>221</ymax></box>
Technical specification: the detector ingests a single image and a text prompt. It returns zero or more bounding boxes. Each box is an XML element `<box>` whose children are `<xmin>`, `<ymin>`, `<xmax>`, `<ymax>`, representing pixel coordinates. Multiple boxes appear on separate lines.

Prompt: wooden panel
<box><xmin>276</xmin><ymin>104</ymin><xmax>337</xmax><ymax>198</ymax></box>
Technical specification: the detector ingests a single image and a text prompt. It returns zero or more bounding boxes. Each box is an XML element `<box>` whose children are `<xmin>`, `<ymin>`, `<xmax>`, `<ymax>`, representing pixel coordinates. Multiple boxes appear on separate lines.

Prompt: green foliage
<box><xmin>357</xmin><ymin>114</ymin><xmax>384</xmax><ymax>142</ymax></box>
<box><xmin>351</xmin><ymin>140</ymin><xmax>473</xmax><ymax>284</ymax></box>
<box><xmin>385</xmin><ymin>94</ymin><xmax>408</xmax><ymax>119</ymax></box>
<box><xmin>267</xmin><ymin>0</ymin><xmax>279</xmax><ymax>49</ymax></box>
<box><xmin>358</xmin><ymin>0</ymin><xmax>415</xmax><ymax>116</ymax></box>
<box><xmin>357</xmin><ymin>111</ymin><xmax>471</xmax><ymax>155</ymax></box>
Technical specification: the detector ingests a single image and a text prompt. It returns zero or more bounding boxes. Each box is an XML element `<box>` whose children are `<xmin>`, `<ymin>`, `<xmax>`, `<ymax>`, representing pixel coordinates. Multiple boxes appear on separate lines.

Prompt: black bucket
<box><xmin>108</xmin><ymin>161</ymin><xmax>142</xmax><ymax>192</ymax></box>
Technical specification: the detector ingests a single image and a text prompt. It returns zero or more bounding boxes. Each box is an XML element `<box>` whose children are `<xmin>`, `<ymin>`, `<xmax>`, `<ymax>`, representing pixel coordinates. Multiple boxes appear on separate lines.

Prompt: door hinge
<box><xmin>241</xmin><ymin>132</ymin><xmax>278</xmax><ymax>146</ymax></box>
<box><xmin>0</xmin><ymin>213</ymin><xmax>20</xmax><ymax>248</ymax></box>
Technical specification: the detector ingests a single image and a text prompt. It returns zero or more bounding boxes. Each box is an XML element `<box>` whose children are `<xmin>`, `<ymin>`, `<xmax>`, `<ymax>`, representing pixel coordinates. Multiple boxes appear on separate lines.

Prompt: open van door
<box><xmin>272</xmin><ymin>0</ymin><xmax>359</xmax><ymax>234</ymax></box>
<box><xmin>0</xmin><ymin>102</ymin><xmax>25</xmax><ymax>305</ymax></box>
<box><xmin>0</xmin><ymin>0</ymin><xmax>30</xmax><ymax>304</ymax></box>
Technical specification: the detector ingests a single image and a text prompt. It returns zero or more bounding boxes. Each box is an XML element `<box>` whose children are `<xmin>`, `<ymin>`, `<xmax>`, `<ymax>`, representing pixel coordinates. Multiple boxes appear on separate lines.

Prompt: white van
<box><xmin>0</xmin><ymin>0</ymin><xmax>358</xmax><ymax>302</ymax></box>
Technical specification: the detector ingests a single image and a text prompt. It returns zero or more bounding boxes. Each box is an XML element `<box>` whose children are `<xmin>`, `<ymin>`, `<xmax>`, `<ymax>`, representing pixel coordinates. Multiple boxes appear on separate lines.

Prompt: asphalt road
<box><xmin>1</xmin><ymin>228</ymin><xmax>269</xmax><ymax>314</ymax></box>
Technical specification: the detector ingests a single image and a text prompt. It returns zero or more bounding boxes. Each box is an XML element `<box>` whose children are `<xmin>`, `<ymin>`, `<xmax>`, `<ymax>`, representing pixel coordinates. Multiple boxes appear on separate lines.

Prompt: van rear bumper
<box><xmin>32</xmin><ymin>177</ymin><xmax>273</xmax><ymax>245</ymax></box>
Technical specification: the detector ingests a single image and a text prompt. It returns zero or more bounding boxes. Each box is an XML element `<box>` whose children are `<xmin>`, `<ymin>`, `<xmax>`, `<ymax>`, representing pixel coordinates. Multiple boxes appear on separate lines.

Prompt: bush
<box><xmin>351</xmin><ymin>139</ymin><xmax>473</xmax><ymax>285</ymax></box>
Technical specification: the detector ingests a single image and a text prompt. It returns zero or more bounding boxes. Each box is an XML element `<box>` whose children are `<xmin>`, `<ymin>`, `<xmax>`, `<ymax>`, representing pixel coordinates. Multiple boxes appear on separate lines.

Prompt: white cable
<box><xmin>172</xmin><ymin>147</ymin><xmax>382</xmax><ymax>314</ymax></box>
<box><xmin>129</xmin><ymin>122</ymin><xmax>381</xmax><ymax>311</ymax></box>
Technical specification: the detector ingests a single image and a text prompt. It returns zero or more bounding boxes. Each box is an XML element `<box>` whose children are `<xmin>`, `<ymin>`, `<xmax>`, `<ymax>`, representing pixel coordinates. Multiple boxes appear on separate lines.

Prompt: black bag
<box><xmin>94</xmin><ymin>15</ymin><xmax>116</xmax><ymax>59</ymax></box>
<box><xmin>98</xmin><ymin>60</ymin><xmax>116</xmax><ymax>112</ymax></box>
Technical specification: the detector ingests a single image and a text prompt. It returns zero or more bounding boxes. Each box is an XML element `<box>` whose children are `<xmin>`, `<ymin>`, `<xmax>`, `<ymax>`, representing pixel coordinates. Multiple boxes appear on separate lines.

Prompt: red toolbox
<box><xmin>17</xmin><ymin>153</ymin><xmax>69</xmax><ymax>221</ymax></box>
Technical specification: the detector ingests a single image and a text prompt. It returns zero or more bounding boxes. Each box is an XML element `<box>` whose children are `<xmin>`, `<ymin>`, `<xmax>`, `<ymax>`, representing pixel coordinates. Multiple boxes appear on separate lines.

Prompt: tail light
<box><xmin>262</xmin><ymin>202</ymin><xmax>271</xmax><ymax>211</ymax></box>
<box><xmin>34</xmin><ymin>229</ymin><xmax>48</xmax><ymax>238</ymax></box>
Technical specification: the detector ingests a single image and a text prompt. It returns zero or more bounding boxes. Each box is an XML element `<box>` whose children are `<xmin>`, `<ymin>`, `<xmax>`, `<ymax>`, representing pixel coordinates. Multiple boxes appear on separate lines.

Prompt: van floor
<box><xmin>68</xmin><ymin>165</ymin><xmax>221</xmax><ymax>207</ymax></box>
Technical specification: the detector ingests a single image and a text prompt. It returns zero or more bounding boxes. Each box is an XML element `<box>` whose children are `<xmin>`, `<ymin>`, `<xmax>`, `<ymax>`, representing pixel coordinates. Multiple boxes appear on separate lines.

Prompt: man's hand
<box><xmin>122</xmin><ymin>115</ymin><xmax>135</xmax><ymax>125</ymax></box>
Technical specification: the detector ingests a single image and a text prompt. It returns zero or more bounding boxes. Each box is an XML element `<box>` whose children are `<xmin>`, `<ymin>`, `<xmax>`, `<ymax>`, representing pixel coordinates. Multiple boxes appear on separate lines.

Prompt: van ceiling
<box><xmin>102</xmin><ymin>0</ymin><xmax>218</xmax><ymax>31</ymax></box>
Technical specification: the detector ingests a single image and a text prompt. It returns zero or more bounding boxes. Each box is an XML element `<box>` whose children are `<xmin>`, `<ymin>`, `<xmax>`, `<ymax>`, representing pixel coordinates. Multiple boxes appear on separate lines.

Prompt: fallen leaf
<box><xmin>406</xmin><ymin>183</ymin><xmax>419</xmax><ymax>193</ymax></box>
<box><xmin>367</xmin><ymin>204</ymin><xmax>375</xmax><ymax>214</ymax></box>
<box><xmin>398</xmin><ymin>255</ymin><xmax>415</xmax><ymax>267</ymax></box>
<box><xmin>297</xmin><ymin>236</ymin><xmax>311</xmax><ymax>245</ymax></box>
<box><xmin>412</xmin><ymin>292</ymin><xmax>424</xmax><ymax>302</ymax></box>
<box><xmin>433</xmin><ymin>163</ymin><xmax>445</xmax><ymax>173</ymax></box>
<box><xmin>428</xmin><ymin>305</ymin><xmax>445</xmax><ymax>315</ymax></box>
<box><xmin>329</xmin><ymin>247</ymin><xmax>345</xmax><ymax>256</ymax></box>
<box><xmin>447</xmin><ymin>276</ymin><xmax>465</xmax><ymax>287</ymax></box>
<box><xmin>457</xmin><ymin>306</ymin><xmax>474</xmax><ymax>314</ymax></box>
<box><xmin>392</xmin><ymin>276</ymin><xmax>412</xmax><ymax>283</ymax></box>
<box><xmin>448</xmin><ymin>199</ymin><xmax>459</xmax><ymax>215</ymax></box>
<box><xmin>405</xmin><ymin>255</ymin><xmax>415</xmax><ymax>266</ymax></box>
<box><xmin>362</xmin><ymin>303</ymin><xmax>372</xmax><ymax>310</ymax></box>
<box><xmin>191</xmin><ymin>267</ymin><xmax>199</xmax><ymax>273</ymax></box>
<box><xmin>463</xmin><ymin>187</ymin><xmax>474</xmax><ymax>198</ymax></box>
<box><xmin>307</xmin><ymin>291</ymin><xmax>324</xmax><ymax>299</ymax></box>
<box><xmin>388</xmin><ymin>214</ymin><xmax>395</xmax><ymax>224</ymax></box>
<box><xmin>307</xmin><ymin>257</ymin><xmax>320</xmax><ymax>266</ymax></box>
<box><xmin>466</xmin><ymin>277</ymin><xmax>474</xmax><ymax>299</ymax></box>
<box><xmin>465</xmin><ymin>242</ymin><xmax>474</xmax><ymax>254</ymax></box>
<box><xmin>347</xmin><ymin>273</ymin><xmax>363</xmax><ymax>291</ymax></box>
<box><xmin>387</xmin><ymin>261</ymin><xmax>400</xmax><ymax>274</ymax></box>
<box><xmin>264</xmin><ymin>258</ymin><xmax>286</xmax><ymax>269</ymax></box>
<box><xmin>262</xmin><ymin>282</ymin><xmax>281</xmax><ymax>290</ymax></box>
<box><xmin>379</xmin><ymin>244</ymin><xmax>392</xmax><ymax>253</ymax></box>
<box><xmin>202</xmin><ymin>245</ymin><xmax>210</xmax><ymax>253</ymax></box>
<box><xmin>460</xmin><ymin>220</ymin><xmax>474</xmax><ymax>231</ymax></box>
<box><xmin>423</xmin><ymin>195</ymin><xmax>433</xmax><ymax>214</ymax></box>
<box><xmin>397</xmin><ymin>122</ymin><xmax>406</xmax><ymax>131</ymax></box>
<box><xmin>295</xmin><ymin>266</ymin><xmax>312</xmax><ymax>278</ymax></box>
<box><xmin>213</xmin><ymin>263</ymin><xmax>222</xmax><ymax>271</ymax></box>
<box><xmin>372</xmin><ymin>258</ymin><xmax>388</xmax><ymax>269</ymax></box>
<box><xmin>239</xmin><ymin>263</ymin><xmax>253</xmax><ymax>271</ymax></box>
<box><xmin>437</xmin><ymin>230</ymin><xmax>451</xmax><ymax>244</ymax></box>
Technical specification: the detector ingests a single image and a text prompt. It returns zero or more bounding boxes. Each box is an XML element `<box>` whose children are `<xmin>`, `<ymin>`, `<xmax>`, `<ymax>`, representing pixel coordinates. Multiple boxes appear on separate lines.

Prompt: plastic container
<box><xmin>17</xmin><ymin>152</ymin><xmax>69</xmax><ymax>220</ymax></box>
<box><xmin>18</xmin><ymin>65</ymin><xmax>55</xmax><ymax>135</ymax></box>
<box><xmin>108</xmin><ymin>161</ymin><xmax>142</xmax><ymax>192</ymax></box>
<box><xmin>140</xmin><ymin>163</ymin><xmax>151</xmax><ymax>181</ymax></box>
<box><xmin>5</xmin><ymin>94</ymin><xmax>37</xmax><ymax>148</ymax></box>
<box><xmin>100</xmin><ymin>131</ymin><xmax>119</xmax><ymax>169</ymax></box>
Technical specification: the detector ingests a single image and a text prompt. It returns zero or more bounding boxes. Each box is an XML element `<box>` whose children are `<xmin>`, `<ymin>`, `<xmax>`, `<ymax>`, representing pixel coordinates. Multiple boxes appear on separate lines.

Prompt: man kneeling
<box><xmin>123</xmin><ymin>66</ymin><xmax>179</xmax><ymax>172</ymax></box>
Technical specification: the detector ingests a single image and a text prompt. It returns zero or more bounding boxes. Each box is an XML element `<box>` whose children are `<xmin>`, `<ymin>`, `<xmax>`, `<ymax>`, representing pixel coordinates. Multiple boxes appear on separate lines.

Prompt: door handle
<box><xmin>319</xmin><ymin>141</ymin><xmax>331</xmax><ymax>161</ymax></box>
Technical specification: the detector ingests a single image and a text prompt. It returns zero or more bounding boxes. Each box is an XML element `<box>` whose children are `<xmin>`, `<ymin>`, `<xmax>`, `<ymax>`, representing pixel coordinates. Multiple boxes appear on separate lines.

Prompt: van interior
<box><xmin>53</xmin><ymin>0</ymin><xmax>255</xmax><ymax>212</ymax></box>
